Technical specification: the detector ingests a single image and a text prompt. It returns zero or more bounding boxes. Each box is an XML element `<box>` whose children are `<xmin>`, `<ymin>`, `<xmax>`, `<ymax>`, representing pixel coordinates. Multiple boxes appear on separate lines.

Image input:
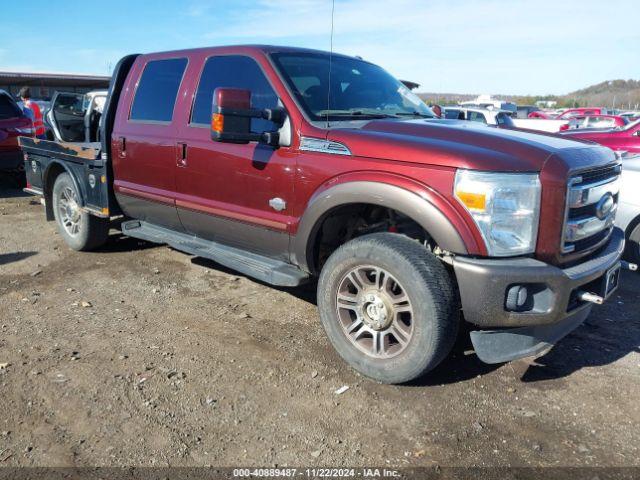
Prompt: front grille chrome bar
<box><xmin>567</xmin><ymin>176</ymin><xmax>620</xmax><ymax>208</ymax></box>
<box><xmin>561</xmin><ymin>164</ymin><xmax>621</xmax><ymax>256</ymax></box>
<box><xmin>565</xmin><ymin>207</ymin><xmax>617</xmax><ymax>242</ymax></box>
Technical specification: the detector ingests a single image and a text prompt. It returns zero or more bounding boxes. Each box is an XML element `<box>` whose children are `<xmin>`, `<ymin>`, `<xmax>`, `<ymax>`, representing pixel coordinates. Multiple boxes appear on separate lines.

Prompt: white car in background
<box><xmin>618</xmin><ymin>154</ymin><xmax>640</xmax><ymax>264</ymax></box>
<box><xmin>443</xmin><ymin>106</ymin><xmax>570</xmax><ymax>133</ymax></box>
<box><xmin>442</xmin><ymin>106</ymin><xmax>515</xmax><ymax>127</ymax></box>
<box><xmin>45</xmin><ymin>90</ymin><xmax>107</xmax><ymax>143</ymax></box>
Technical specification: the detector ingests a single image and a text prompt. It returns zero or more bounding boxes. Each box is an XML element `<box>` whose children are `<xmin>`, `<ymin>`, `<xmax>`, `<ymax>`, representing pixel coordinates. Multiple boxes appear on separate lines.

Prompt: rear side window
<box><xmin>191</xmin><ymin>55</ymin><xmax>279</xmax><ymax>133</ymax></box>
<box><xmin>130</xmin><ymin>58</ymin><xmax>187</xmax><ymax>122</ymax></box>
<box><xmin>0</xmin><ymin>93</ymin><xmax>23</xmax><ymax>119</ymax></box>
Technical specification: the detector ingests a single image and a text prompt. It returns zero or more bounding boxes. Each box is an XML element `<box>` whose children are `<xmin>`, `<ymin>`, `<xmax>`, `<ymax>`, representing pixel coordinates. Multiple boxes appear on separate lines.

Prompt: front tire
<box><xmin>317</xmin><ymin>233</ymin><xmax>459</xmax><ymax>384</ymax></box>
<box><xmin>52</xmin><ymin>173</ymin><xmax>109</xmax><ymax>251</ymax></box>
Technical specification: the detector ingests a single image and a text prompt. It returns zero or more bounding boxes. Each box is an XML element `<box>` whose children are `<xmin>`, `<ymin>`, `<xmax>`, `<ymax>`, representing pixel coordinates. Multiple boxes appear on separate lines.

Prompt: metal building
<box><xmin>0</xmin><ymin>71</ymin><xmax>110</xmax><ymax>100</ymax></box>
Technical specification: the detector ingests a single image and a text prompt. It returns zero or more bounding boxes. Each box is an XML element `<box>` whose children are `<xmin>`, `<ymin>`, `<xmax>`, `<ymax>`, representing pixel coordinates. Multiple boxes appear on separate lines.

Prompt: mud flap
<box><xmin>470</xmin><ymin>307</ymin><xmax>592</xmax><ymax>364</ymax></box>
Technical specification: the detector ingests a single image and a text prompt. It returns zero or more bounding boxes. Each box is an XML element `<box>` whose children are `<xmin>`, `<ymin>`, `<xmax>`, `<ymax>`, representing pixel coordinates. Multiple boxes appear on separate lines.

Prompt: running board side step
<box><xmin>121</xmin><ymin>220</ymin><xmax>309</xmax><ymax>287</ymax></box>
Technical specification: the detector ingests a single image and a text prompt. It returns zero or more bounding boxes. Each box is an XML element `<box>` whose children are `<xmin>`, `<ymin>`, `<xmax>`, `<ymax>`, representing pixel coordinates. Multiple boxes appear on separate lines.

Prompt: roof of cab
<box><xmin>137</xmin><ymin>44</ymin><xmax>360</xmax><ymax>61</ymax></box>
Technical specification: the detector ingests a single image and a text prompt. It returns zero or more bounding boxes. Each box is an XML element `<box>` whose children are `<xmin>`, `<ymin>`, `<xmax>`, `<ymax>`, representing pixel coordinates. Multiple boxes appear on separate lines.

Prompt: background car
<box><xmin>442</xmin><ymin>106</ymin><xmax>515</xmax><ymax>127</ymax></box>
<box><xmin>567</xmin><ymin>114</ymin><xmax>629</xmax><ymax>130</ymax></box>
<box><xmin>617</xmin><ymin>154</ymin><xmax>640</xmax><ymax>264</ymax></box>
<box><xmin>528</xmin><ymin>110</ymin><xmax>553</xmax><ymax>119</ymax></box>
<box><xmin>516</xmin><ymin>105</ymin><xmax>540</xmax><ymax>118</ymax></box>
<box><xmin>560</xmin><ymin>118</ymin><xmax>640</xmax><ymax>154</ymax></box>
<box><xmin>46</xmin><ymin>90</ymin><xmax>107</xmax><ymax>143</ymax></box>
<box><xmin>556</xmin><ymin>107</ymin><xmax>608</xmax><ymax>119</ymax></box>
<box><xmin>0</xmin><ymin>89</ymin><xmax>33</xmax><ymax>185</ymax></box>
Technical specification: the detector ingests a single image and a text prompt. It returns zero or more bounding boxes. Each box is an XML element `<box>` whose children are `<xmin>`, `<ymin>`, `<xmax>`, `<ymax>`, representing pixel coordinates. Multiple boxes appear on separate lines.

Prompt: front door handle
<box><xmin>119</xmin><ymin>136</ymin><xmax>126</xmax><ymax>158</ymax></box>
<box><xmin>177</xmin><ymin>142</ymin><xmax>187</xmax><ymax>167</ymax></box>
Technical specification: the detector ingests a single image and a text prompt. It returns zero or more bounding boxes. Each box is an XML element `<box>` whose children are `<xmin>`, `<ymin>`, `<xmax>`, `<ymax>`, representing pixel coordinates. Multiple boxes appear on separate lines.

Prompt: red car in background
<box><xmin>529</xmin><ymin>107</ymin><xmax>606</xmax><ymax>120</ymax></box>
<box><xmin>560</xmin><ymin>118</ymin><xmax>640</xmax><ymax>154</ymax></box>
<box><xmin>0</xmin><ymin>89</ymin><xmax>33</xmax><ymax>185</ymax></box>
<box><xmin>567</xmin><ymin>114</ymin><xmax>629</xmax><ymax>130</ymax></box>
<box><xmin>528</xmin><ymin>110</ymin><xmax>553</xmax><ymax>119</ymax></box>
<box><xmin>557</xmin><ymin>107</ymin><xmax>606</xmax><ymax>119</ymax></box>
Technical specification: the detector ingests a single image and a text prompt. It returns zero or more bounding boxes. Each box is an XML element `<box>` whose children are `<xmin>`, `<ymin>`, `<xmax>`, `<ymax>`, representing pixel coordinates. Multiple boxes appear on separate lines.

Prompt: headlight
<box><xmin>454</xmin><ymin>170</ymin><xmax>541</xmax><ymax>256</ymax></box>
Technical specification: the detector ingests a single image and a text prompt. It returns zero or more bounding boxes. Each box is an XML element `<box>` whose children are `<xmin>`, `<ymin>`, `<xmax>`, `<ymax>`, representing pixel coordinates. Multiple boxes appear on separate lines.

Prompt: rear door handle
<box><xmin>176</xmin><ymin>142</ymin><xmax>187</xmax><ymax>167</ymax></box>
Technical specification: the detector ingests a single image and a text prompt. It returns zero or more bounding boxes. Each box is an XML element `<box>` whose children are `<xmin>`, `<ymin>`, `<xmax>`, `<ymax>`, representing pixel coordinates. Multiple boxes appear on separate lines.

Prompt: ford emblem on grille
<box><xmin>595</xmin><ymin>193</ymin><xmax>614</xmax><ymax>220</ymax></box>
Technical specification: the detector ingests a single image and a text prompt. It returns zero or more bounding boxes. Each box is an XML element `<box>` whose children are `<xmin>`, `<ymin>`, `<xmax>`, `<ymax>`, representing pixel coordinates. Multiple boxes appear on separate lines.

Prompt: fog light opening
<box><xmin>505</xmin><ymin>285</ymin><xmax>529</xmax><ymax>312</ymax></box>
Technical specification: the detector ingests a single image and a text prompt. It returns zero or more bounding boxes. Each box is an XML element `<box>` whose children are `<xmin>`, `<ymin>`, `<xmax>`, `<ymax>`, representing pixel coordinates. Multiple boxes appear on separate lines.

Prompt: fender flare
<box><xmin>292</xmin><ymin>180</ymin><xmax>475</xmax><ymax>273</ymax></box>
<box><xmin>43</xmin><ymin>161</ymin><xmax>85</xmax><ymax>220</ymax></box>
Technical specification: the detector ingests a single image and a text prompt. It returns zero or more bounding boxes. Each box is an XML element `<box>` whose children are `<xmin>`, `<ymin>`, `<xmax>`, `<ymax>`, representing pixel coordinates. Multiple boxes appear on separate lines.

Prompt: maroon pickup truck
<box><xmin>19</xmin><ymin>46</ymin><xmax>625</xmax><ymax>383</ymax></box>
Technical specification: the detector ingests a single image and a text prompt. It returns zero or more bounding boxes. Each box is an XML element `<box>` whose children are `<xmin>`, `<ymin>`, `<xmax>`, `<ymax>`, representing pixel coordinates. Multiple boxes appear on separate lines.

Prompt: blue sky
<box><xmin>1</xmin><ymin>0</ymin><xmax>638</xmax><ymax>95</ymax></box>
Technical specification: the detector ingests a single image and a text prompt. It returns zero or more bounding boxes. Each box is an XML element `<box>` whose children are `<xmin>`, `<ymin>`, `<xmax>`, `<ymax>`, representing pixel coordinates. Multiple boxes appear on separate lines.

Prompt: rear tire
<box><xmin>52</xmin><ymin>173</ymin><xmax>109</xmax><ymax>251</ymax></box>
<box><xmin>624</xmin><ymin>222</ymin><xmax>640</xmax><ymax>265</ymax></box>
<box><xmin>317</xmin><ymin>233</ymin><xmax>459</xmax><ymax>384</ymax></box>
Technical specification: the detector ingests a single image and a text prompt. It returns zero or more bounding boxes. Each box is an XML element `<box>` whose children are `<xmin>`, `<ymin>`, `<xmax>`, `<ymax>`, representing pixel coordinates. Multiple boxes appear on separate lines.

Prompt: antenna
<box><xmin>326</xmin><ymin>0</ymin><xmax>335</xmax><ymax>129</ymax></box>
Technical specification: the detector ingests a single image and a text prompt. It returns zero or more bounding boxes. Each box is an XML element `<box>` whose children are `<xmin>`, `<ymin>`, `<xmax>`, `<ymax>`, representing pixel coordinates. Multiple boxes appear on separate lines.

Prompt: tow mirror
<box><xmin>211</xmin><ymin>87</ymin><xmax>285</xmax><ymax>146</ymax></box>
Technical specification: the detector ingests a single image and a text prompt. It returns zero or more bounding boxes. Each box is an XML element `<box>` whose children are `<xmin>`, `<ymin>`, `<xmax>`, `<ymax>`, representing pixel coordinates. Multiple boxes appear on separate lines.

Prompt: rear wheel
<box><xmin>52</xmin><ymin>173</ymin><xmax>109</xmax><ymax>251</ymax></box>
<box><xmin>317</xmin><ymin>233</ymin><xmax>459</xmax><ymax>384</ymax></box>
<box><xmin>624</xmin><ymin>222</ymin><xmax>640</xmax><ymax>265</ymax></box>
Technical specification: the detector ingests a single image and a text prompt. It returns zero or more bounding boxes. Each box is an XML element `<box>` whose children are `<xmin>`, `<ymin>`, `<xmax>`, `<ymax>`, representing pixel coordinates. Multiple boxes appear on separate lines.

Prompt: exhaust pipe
<box><xmin>577</xmin><ymin>291</ymin><xmax>604</xmax><ymax>305</ymax></box>
<box><xmin>622</xmin><ymin>261</ymin><xmax>638</xmax><ymax>272</ymax></box>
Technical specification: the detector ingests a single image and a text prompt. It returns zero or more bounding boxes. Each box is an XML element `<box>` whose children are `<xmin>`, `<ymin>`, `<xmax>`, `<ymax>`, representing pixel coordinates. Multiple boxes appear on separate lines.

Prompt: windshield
<box><xmin>271</xmin><ymin>52</ymin><xmax>434</xmax><ymax>121</ymax></box>
<box><xmin>620</xmin><ymin>118</ymin><xmax>640</xmax><ymax>131</ymax></box>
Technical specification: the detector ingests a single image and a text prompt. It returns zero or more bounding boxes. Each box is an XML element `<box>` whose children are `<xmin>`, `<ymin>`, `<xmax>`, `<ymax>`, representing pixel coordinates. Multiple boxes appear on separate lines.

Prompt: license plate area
<box><xmin>601</xmin><ymin>263</ymin><xmax>621</xmax><ymax>299</ymax></box>
<box><xmin>567</xmin><ymin>262</ymin><xmax>621</xmax><ymax>312</ymax></box>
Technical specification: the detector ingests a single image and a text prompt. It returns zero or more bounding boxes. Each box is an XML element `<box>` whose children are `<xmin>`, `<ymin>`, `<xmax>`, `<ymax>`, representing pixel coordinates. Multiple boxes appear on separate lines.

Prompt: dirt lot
<box><xmin>0</xmin><ymin>183</ymin><xmax>639</xmax><ymax>469</ymax></box>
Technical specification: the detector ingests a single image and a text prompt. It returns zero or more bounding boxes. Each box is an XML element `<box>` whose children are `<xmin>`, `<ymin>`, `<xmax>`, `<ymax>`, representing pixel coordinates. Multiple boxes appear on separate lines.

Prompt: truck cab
<box><xmin>20</xmin><ymin>46</ymin><xmax>626</xmax><ymax>384</ymax></box>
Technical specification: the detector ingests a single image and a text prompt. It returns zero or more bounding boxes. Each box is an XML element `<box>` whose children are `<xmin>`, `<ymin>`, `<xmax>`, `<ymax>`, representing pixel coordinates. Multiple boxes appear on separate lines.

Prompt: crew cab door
<box><xmin>111</xmin><ymin>56</ymin><xmax>189</xmax><ymax>232</ymax></box>
<box><xmin>173</xmin><ymin>54</ymin><xmax>295</xmax><ymax>260</ymax></box>
<box><xmin>48</xmin><ymin>92</ymin><xmax>87</xmax><ymax>142</ymax></box>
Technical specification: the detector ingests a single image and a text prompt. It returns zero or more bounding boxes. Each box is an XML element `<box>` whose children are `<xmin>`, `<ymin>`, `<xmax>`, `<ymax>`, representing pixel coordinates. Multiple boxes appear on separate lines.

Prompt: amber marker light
<box><xmin>212</xmin><ymin>113</ymin><xmax>224</xmax><ymax>132</ymax></box>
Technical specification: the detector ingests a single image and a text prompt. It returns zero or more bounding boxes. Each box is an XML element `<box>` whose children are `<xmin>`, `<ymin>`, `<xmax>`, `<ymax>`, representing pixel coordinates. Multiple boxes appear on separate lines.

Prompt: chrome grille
<box><xmin>562</xmin><ymin>164</ymin><xmax>621</xmax><ymax>255</ymax></box>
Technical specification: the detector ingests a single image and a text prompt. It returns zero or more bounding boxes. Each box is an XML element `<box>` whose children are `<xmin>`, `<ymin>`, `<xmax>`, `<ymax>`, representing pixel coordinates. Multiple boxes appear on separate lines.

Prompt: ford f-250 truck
<box><xmin>19</xmin><ymin>46</ymin><xmax>625</xmax><ymax>384</ymax></box>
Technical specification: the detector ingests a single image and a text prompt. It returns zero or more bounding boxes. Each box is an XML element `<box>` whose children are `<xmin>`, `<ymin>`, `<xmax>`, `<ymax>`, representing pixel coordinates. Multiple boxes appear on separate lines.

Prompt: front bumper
<box><xmin>453</xmin><ymin>227</ymin><xmax>625</xmax><ymax>328</ymax></box>
<box><xmin>453</xmin><ymin>227</ymin><xmax>624</xmax><ymax>364</ymax></box>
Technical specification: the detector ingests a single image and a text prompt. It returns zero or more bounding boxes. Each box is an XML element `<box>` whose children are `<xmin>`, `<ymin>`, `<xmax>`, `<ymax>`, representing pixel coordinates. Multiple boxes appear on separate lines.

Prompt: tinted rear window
<box><xmin>0</xmin><ymin>94</ymin><xmax>23</xmax><ymax>120</ymax></box>
<box><xmin>130</xmin><ymin>58</ymin><xmax>187</xmax><ymax>122</ymax></box>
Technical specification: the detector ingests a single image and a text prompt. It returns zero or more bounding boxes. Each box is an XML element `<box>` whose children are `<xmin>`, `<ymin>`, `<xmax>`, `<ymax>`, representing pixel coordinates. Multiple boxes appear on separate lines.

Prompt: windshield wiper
<box><xmin>317</xmin><ymin>110</ymin><xmax>400</xmax><ymax>119</ymax></box>
<box><xmin>394</xmin><ymin>111</ymin><xmax>434</xmax><ymax>118</ymax></box>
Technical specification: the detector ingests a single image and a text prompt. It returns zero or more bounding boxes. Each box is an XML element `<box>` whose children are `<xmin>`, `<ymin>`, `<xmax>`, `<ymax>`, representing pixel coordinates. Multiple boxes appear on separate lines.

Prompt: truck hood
<box><xmin>327</xmin><ymin>119</ymin><xmax>611</xmax><ymax>172</ymax></box>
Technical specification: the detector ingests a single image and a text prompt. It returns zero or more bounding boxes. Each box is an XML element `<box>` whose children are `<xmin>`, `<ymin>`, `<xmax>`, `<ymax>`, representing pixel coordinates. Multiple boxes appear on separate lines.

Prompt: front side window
<box><xmin>191</xmin><ymin>55</ymin><xmax>279</xmax><ymax>133</ymax></box>
<box><xmin>271</xmin><ymin>52</ymin><xmax>434</xmax><ymax>121</ymax></box>
<box><xmin>130</xmin><ymin>58</ymin><xmax>187</xmax><ymax>122</ymax></box>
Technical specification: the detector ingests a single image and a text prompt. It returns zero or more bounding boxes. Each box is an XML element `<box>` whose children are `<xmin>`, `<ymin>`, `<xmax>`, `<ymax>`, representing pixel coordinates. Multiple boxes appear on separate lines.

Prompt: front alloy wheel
<box><xmin>336</xmin><ymin>266</ymin><xmax>414</xmax><ymax>359</ymax></box>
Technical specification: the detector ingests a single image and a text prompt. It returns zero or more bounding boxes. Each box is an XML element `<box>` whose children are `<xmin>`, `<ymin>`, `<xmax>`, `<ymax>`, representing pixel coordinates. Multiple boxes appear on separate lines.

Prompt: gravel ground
<box><xmin>0</xmin><ymin>183</ymin><xmax>638</xmax><ymax>469</ymax></box>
